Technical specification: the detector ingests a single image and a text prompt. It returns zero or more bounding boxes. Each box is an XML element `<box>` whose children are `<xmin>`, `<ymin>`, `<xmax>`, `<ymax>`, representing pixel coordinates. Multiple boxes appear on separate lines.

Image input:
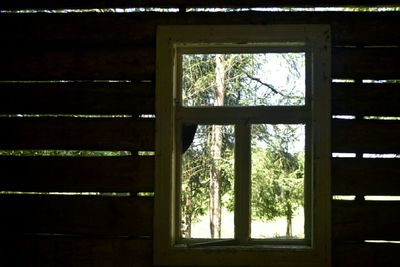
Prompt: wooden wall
<box><xmin>0</xmin><ymin>2</ymin><xmax>399</xmax><ymax>266</ymax></box>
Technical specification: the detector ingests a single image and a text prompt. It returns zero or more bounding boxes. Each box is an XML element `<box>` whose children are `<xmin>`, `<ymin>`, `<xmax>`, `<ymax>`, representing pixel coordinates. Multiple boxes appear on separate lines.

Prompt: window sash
<box><xmin>175</xmin><ymin>119</ymin><xmax>311</xmax><ymax>245</ymax></box>
<box><xmin>175</xmin><ymin>45</ymin><xmax>312</xmax><ymax>245</ymax></box>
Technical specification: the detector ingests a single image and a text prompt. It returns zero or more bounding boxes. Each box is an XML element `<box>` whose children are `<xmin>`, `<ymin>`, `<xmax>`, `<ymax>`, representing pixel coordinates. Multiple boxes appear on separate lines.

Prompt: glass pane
<box><xmin>251</xmin><ymin>124</ymin><xmax>305</xmax><ymax>239</ymax></box>
<box><xmin>181</xmin><ymin>53</ymin><xmax>305</xmax><ymax>107</ymax></box>
<box><xmin>180</xmin><ymin>124</ymin><xmax>235</xmax><ymax>239</ymax></box>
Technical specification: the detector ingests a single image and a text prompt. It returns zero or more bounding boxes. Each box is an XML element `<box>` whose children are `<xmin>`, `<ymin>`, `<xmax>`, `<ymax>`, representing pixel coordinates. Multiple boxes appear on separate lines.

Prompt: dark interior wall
<box><xmin>0</xmin><ymin>2</ymin><xmax>399</xmax><ymax>266</ymax></box>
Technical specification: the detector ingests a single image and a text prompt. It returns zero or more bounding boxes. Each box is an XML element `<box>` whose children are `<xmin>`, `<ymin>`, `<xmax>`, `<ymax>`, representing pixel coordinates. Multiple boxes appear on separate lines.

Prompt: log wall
<box><xmin>0</xmin><ymin>2</ymin><xmax>399</xmax><ymax>266</ymax></box>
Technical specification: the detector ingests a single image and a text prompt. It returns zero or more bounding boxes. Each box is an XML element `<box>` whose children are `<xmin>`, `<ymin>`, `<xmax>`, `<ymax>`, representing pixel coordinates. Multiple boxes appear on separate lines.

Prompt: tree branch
<box><xmin>245</xmin><ymin>73</ymin><xmax>282</xmax><ymax>95</ymax></box>
<box><xmin>245</xmin><ymin>73</ymin><xmax>299</xmax><ymax>100</ymax></box>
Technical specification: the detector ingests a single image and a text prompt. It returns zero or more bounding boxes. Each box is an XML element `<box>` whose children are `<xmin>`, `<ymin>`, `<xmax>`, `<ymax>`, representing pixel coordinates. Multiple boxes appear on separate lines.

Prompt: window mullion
<box><xmin>234</xmin><ymin>121</ymin><xmax>251</xmax><ymax>244</ymax></box>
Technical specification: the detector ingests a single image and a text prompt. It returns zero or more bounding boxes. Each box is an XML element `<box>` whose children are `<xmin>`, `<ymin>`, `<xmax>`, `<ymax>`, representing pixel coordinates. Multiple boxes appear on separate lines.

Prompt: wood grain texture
<box><xmin>0</xmin><ymin>0</ymin><xmax>399</xmax><ymax>9</ymax></box>
<box><xmin>2</xmin><ymin>40</ymin><xmax>399</xmax><ymax>82</ymax></box>
<box><xmin>0</xmin><ymin>8</ymin><xmax>399</xmax><ymax>267</ymax></box>
<box><xmin>0</xmin><ymin>195</ymin><xmax>153</xmax><ymax>236</ymax></box>
<box><xmin>332</xmin><ymin>82</ymin><xmax>400</xmax><ymax>116</ymax></box>
<box><xmin>332</xmin><ymin>118</ymin><xmax>400</xmax><ymax>153</ymax></box>
<box><xmin>332</xmin><ymin>200</ymin><xmax>400</xmax><ymax>241</ymax></box>
<box><xmin>1</xmin><ymin>13</ymin><xmax>399</xmax><ymax>80</ymax></box>
<box><xmin>0</xmin><ymin>237</ymin><xmax>152</xmax><ymax>267</ymax></box>
<box><xmin>0</xmin><ymin>156</ymin><xmax>154</xmax><ymax>192</ymax></box>
<box><xmin>332</xmin><ymin>47</ymin><xmax>400</xmax><ymax>80</ymax></box>
<box><xmin>0</xmin><ymin>117</ymin><xmax>154</xmax><ymax>150</ymax></box>
<box><xmin>332</xmin><ymin>158</ymin><xmax>400</xmax><ymax>195</ymax></box>
<box><xmin>0</xmin><ymin>82</ymin><xmax>154</xmax><ymax>115</ymax></box>
<box><xmin>0</xmin><ymin>45</ymin><xmax>155</xmax><ymax>81</ymax></box>
<box><xmin>1</xmin><ymin>12</ymin><xmax>399</xmax><ymax>46</ymax></box>
<box><xmin>333</xmin><ymin>243</ymin><xmax>400</xmax><ymax>267</ymax></box>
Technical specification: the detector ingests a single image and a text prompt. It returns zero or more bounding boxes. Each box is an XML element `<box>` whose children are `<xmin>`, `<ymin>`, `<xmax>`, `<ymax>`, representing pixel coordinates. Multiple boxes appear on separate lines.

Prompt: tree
<box><xmin>209</xmin><ymin>54</ymin><xmax>225</xmax><ymax>238</ymax></box>
<box><xmin>180</xmin><ymin>52</ymin><xmax>305</xmax><ymax>238</ymax></box>
<box><xmin>251</xmin><ymin>124</ymin><xmax>304</xmax><ymax>238</ymax></box>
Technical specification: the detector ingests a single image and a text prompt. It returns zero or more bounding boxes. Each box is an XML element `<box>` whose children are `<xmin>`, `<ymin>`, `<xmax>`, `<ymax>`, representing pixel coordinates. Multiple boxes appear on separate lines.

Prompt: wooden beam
<box><xmin>332</xmin><ymin>118</ymin><xmax>400</xmax><ymax>153</ymax></box>
<box><xmin>0</xmin><ymin>195</ymin><xmax>153</xmax><ymax>236</ymax></box>
<box><xmin>1</xmin><ymin>12</ymin><xmax>399</xmax><ymax>46</ymax></box>
<box><xmin>333</xmin><ymin>243</ymin><xmax>400</xmax><ymax>267</ymax></box>
<box><xmin>332</xmin><ymin>47</ymin><xmax>400</xmax><ymax>80</ymax></box>
<box><xmin>0</xmin><ymin>82</ymin><xmax>154</xmax><ymax>115</ymax></box>
<box><xmin>2</xmin><ymin>37</ymin><xmax>399</xmax><ymax>82</ymax></box>
<box><xmin>332</xmin><ymin>83</ymin><xmax>400</xmax><ymax>117</ymax></box>
<box><xmin>0</xmin><ymin>45</ymin><xmax>155</xmax><ymax>81</ymax></box>
<box><xmin>0</xmin><ymin>117</ymin><xmax>155</xmax><ymax>150</ymax></box>
<box><xmin>333</xmin><ymin>200</ymin><xmax>400</xmax><ymax>241</ymax></box>
<box><xmin>0</xmin><ymin>156</ymin><xmax>154</xmax><ymax>192</ymax></box>
<box><xmin>0</xmin><ymin>237</ymin><xmax>152</xmax><ymax>267</ymax></box>
<box><xmin>332</xmin><ymin>158</ymin><xmax>400</xmax><ymax>195</ymax></box>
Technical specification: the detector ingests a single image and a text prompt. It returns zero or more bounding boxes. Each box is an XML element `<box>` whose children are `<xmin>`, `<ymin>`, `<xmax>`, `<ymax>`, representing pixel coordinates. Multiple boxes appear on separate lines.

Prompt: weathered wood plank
<box><xmin>332</xmin><ymin>82</ymin><xmax>400</xmax><ymax>116</ymax></box>
<box><xmin>0</xmin><ymin>237</ymin><xmax>152</xmax><ymax>267</ymax></box>
<box><xmin>0</xmin><ymin>0</ymin><xmax>398</xmax><ymax>9</ymax></box>
<box><xmin>332</xmin><ymin>200</ymin><xmax>400</xmax><ymax>241</ymax></box>
<box><xmin>332</xmin><ymin>118</ymin><xmax>400</xmax><ymax>153</ymax></box>
<box><xmin>0</xmin><ymin>156</ymin><xmax>154</xmax><ymax>192</ymax></box>
<box><xmin>332</xmin><ymin>47</ymin><xmax>400</xmax><ymax>80</ymax></box>
<box><xmin>1</xmin><ymin>12</ymin><xmax>399</xmax><ymax>46</ymax></box>
<box><xmin>0</xmin><ymin>82</ymin><xmax>154</xmax><ymax>115</ymax></box>
<box><xmin>2</xmin><ymin>40</ymin><xmax>398</xmax><ymax>82</ymax></box>
<box><xmin>333</xmin><ymin>243</ymin><xmax>400</xmax><ymax>267</ymax></box>
<box><xmin>332</xmin><ymin>158</ymin><xmax>400</xmax><ymax>195</ymax></box>
<box><xmin>0</xmin><ymin>195</ymin><xmax>153</xmax><ymax>236</ymax></box>
<box><xmin>0</xmin><ymin>45</ymin><xmax>155</xmax><ymax>81</ymax></box>
<box><xmin>0</xmin><ymin>117</ymin><xmax>155</xmax><ymax>150</ymax></box>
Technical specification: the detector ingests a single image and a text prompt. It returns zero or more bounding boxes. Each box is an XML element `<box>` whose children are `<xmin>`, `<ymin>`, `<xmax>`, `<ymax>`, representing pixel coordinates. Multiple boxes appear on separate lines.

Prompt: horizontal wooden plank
<box><xmin>1</xmin><ymin>14</ymin><xmax>399</xmax><ymax>80</ymax></box>
<box><xmin>332</xmin><ymin>47</ymin><xmax>400</xmax><ymax>80</ymax></box>
<box><xmin>332</xmin><ymin>200</ymin><xmax>400</xmax><ymax>241</ymax></box>
<box><xmin>332</xmin><ymin>158</ymin><xmax>400</xmax><ymax>195</ymax></box>
<box><xmin>334</xmin><ymin>243</ymin><xmax>400</xmax><ymax>267</ymax></box>
<box><xmin>0</xmin><ymin>156</ymin><xmax>154</xmax><ymax>192</ymax></box>
<box><xmin>0</xmin><ymin>237</ymin><xmax>152</xmax><ymax>267</ymax></box>
<box><xmin>13</xmin><ymin>238</ymin><xmax>400</xmax><ymax>267</ymax></box>
<box><xmin>0</xmin><ymin>82</ymin><xmax>154</xmax><ymax>115</ymax></box>
<box><xmin>0</xmin><ymin>0</ymin><xmax>398</xmax><ymax>9</ymax></box>
<box><xmin>0</xmin><ymin>195</ymin><xmax>153</xmax><ymax>236</ymax></box>
<box><xmin>0</xmin><ymin>117</ymin><xmax>154</xmax><ymax>150</ymax></box>
<box><xmin>0</xmin><ymin>45</ymin><xmax>154</xmax><ymax>81</ymax></box>
<box><xmin>332</xmin><ymin>82</ymin><xmax>400</xmax><ymax>116</ymax></box>
<box><xmin>3</xmin><ymin>39</ymin><xmax>399</xmax><ymax>82</ymax></box>
<box><xmin>1</xmin><ymin>12</ymin><xmax>399</xmax><ymax>47</ymax></box>
<box><xmin>332</xmin><ymin>118</ymin><xmax>400</xmax><ymax>153</ymax></box>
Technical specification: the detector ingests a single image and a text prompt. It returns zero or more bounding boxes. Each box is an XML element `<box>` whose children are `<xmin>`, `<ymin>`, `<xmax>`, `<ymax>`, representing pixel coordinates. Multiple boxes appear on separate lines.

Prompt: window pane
<box><xmin>180</xmin><ymin>124</ymin><xmax>235</xmax><ymax>239</ymax></box>
<box><xmin>251</xmin><ymin>124</ymin><xmax>305</xmax><ymax>239</ymax></box>
<box><xmin>181</xmin><ymin>53</ymin><xmax>305</xmax><ymax>107</ymax></box>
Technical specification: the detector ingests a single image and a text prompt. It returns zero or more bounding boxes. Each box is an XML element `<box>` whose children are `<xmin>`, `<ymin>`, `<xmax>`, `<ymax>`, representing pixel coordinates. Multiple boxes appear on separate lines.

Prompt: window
<box><xmin>155</xmin><ymin>25</ymin><xmax>331</xmax><ymax>266</ymax></box>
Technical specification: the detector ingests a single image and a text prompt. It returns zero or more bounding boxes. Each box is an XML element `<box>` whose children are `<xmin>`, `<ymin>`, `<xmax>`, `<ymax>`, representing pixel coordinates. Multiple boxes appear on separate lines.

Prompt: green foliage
<box><xmin>0</xmin><ymin>150</ymin><xmax>125</xmax><ymax>156</ymax></box>
<box><xmin>180</xmin><ymin>52</ymin><xmax>305</xmax><ymax>238</ymax></box>
<box><xmin>251</xmin><ymin>147</ymin><xmax>304</xmax><ymax>222</ymax></box>
<box><xmin>181</xmin><ymin>125</ymin><xmax>235</xmax><ymax>237</ymax></box>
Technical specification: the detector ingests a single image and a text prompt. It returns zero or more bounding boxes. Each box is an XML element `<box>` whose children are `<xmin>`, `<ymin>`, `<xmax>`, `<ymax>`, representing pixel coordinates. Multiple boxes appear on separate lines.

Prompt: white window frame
<box><xmin>155</xmin><ymin>25</ymin><xmax>331</xmax><ymax>267</ymax></box>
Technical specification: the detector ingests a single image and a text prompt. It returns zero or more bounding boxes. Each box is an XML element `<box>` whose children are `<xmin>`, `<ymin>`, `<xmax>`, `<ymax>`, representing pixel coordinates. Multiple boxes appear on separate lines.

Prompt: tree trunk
<box><xmin>286</xmin><ymin>203</ymin><xmax>293</xmax><ymax>238</ymax></box>
<box><xmin>209</xmin><ymin>54</ymin><xmax>225</xmax><ymax>238</ymax></box>
<box><xmin>184</xmin><ymin>184</ymin><xmax>193</xmax><ymax>238</ymax></box>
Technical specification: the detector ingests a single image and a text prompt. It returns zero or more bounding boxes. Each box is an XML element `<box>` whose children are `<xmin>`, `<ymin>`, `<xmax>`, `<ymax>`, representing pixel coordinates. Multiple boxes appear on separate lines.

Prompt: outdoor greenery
<box><xmin>0</xmin><ymin>150</ymin><xmax>126</xmax><ymax>157</ymax></box>
<box><xmin>180</xmin><ymin>53</ymin><xmax>306</xmax><ymax>239</ymax></box>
